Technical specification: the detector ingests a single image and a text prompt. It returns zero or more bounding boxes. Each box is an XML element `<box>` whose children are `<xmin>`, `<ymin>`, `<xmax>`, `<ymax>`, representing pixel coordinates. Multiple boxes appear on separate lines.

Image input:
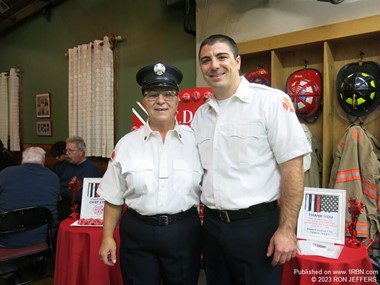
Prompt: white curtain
<box><xmin>0</xmin><ymin>68</ymin><xmax>20</xmax><ymax>151</ymax></box>
<box><xmin>68</xmin><ymin>36</ymin><xmax>115</xmax><ymax>157</ymax></box>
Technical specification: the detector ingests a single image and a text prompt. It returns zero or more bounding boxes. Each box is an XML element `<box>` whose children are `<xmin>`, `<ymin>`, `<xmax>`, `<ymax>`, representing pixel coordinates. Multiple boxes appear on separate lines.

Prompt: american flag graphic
<box><xmin>86</xmin><ymin>182</ymin><xmax>100</xmax><ymax>198</ymax></box>
<box><xmin>305</xmin><ymin>194</ymin><xmax>339</xmax><ymax>213</ymax></box>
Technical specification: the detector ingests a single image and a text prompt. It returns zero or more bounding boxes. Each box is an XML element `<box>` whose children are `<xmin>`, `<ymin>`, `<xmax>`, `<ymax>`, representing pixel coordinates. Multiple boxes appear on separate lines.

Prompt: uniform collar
<box><xmin>233</xmin><ymin>77</ymin><xmax>252</xmax><ymax>103</ymax></box>
<box><xmin>206</xmin><ymin>76</ymin><xmax>252</xmax><ymax>111</ymax></box>
<box><xmin>142</xmin><ymin>120</ymin><xmax>184</xmax><ymax>144</ymax></box>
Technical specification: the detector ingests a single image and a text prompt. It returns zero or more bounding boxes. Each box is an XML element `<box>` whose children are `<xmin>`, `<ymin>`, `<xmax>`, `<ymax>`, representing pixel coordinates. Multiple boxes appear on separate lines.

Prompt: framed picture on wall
<box><xmin>36</xmin><ymin>93</ymin><xmax>51</xmax><ymax>118</ymax></box>
<box><xmin>36</xmin><ymin>120</ymin><xmax>52</xmax><ymax>136</ymax></box>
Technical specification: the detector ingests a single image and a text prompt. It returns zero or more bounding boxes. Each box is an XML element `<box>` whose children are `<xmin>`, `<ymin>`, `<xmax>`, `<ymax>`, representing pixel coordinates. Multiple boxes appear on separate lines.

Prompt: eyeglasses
<box><xmin>65</xmin><ymin>148</ymin><xmax>80</xmax><ymax>153</ymax></box>
<box><xmin>143</xmin><ymin>90</ymin><xmax>178</xmax><ymax>102</ymax></box>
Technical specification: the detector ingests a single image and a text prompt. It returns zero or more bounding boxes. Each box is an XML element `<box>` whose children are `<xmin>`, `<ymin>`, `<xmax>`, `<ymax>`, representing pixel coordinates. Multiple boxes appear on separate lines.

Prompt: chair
<box><xmin>0</xmin><ymin>206</ymin><xmax>54</xmax><ymax>284</ymax></box>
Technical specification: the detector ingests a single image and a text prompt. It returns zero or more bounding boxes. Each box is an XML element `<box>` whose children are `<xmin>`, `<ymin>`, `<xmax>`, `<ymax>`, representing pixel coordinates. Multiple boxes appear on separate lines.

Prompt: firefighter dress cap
<box><xmin>136</xmin><ymin>63</ymin><xmax>183</xmax><ymax>92</ymax></box>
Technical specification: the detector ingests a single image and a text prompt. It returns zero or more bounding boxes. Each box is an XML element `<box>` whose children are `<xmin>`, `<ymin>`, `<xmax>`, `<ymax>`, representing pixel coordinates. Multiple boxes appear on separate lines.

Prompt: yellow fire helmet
<box><xmin>336</xmin><ymin>61</ymin><xmax>380</xmax><ymax>117</ymax></box>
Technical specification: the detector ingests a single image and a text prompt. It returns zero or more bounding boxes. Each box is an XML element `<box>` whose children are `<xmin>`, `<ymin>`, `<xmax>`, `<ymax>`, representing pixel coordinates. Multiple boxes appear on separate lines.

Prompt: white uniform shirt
<box><xmin>191</xmin><ymin>77</ymin><xmax>311</xmax><ymax>210</ymax></box>
<box><xmin>97</xmin><ymin>122</ymin><xmax>203</xmax><ymax>215</ymax></box>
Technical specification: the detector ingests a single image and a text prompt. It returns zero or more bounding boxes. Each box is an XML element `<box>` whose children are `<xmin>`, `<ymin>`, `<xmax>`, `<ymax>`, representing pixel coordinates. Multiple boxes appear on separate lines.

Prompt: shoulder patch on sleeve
<box><xmin>281</xmin><ymin>96</ymin><xmax>295</xmax><ymax>113</ymax></box>
<box><xmin>110</xmin><ymin>150</ymin><xmax>116</xmax><ymax>161</ymax></box>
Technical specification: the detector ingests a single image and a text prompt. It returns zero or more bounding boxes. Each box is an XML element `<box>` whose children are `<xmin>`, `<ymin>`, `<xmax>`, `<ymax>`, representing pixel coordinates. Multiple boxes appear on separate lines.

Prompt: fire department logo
<box><xmin>93</xmin><ymin>204</ymin><xmax>104</xmax><ymax>215</ymax></box>
<box><xmin>153</xmin><ymin>63</ymin><xmax>166</xmax><ymax>75</ymax></box>
<box><xmin>281</xmin><ymin>96</ymin><xmax>295</xmax><ymax>113</ymax></box>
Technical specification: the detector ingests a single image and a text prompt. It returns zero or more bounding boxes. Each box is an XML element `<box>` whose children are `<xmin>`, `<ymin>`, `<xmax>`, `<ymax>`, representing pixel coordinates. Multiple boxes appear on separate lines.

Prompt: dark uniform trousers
<box><xmin>119</xmin><ymin>207</ymin><xmax>201</xmax><ymax>285</ymax></box>
<box><xmin>202</xmin><ymin>204</ymin><xmax>281</xmax><ymax>285</ymax></box>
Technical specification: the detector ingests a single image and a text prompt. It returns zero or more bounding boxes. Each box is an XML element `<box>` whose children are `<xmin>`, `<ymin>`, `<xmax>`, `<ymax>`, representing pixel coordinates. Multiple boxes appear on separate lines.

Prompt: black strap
<box><xmin>205</xmin><ymin>201</ymin><xmax>278</xmax><ymax>223</ymax></box>
<box><xmin>128</xmin><ymin>207</ymin><xmax>196</xmax><ymax>226</ymax></box>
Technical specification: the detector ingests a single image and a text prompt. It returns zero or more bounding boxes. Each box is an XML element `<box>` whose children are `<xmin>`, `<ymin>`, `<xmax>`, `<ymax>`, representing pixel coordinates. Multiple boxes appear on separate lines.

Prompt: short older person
<box><xmin>98</xmin><ymin>63</ymin><xmax>203</xmax><ymax>285</ymax></box>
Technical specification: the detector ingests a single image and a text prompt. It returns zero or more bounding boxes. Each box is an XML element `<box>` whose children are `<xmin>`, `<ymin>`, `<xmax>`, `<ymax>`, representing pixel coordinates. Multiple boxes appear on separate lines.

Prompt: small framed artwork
<box><xmin>36</xmin><ymin>120</ymin><xmax>52</xmax><ymax>136</ymax></box>
<box><xmin>36</xmin><ymin>93</ymin><xmax>51</xmax><ymax>118</ymax></box>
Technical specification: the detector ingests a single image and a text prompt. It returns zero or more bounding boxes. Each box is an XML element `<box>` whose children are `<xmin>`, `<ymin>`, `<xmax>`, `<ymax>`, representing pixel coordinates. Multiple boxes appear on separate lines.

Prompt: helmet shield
<box><xmin>286</xmin><ymin>68</ymin><xmax>323</xmax><ymax>123</ymax></box>
<box><xmin>336</xmin><ymin>61</ymin><xmax>380</xmax><ymax>117</ymax></box>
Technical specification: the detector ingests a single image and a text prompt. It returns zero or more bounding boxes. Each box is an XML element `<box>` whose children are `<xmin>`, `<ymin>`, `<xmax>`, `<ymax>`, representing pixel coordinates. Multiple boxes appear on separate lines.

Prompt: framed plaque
<box><xmin>297</xmin><ymin>187</ymin><xmax>346</xmax><ymax>245</ymax></box>
<box><xmin>36</xmin><ymin>93</ymin><xmax>51</xmax><ymax>118</ymax></box>
<box><xmin>36</xmin><ymin>120</ymin><xmax>52</xmax><ymax>136</ymax></box>
<box><xmin>71</xmin><ymin>178</ymin><xmax>104</xmax><ymax>227</ymax></box>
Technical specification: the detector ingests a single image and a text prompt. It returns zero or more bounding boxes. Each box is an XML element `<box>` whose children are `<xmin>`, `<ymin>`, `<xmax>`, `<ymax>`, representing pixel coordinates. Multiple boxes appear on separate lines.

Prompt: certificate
<box><xmin>80</xmin><ymin>177</ymin><xmax>104</xmax><ymax>218</ymax></box>
<box><xmin>297</xmin><ymin>187</ymin><xmax>346</xmax><ymax>245</ymax></box>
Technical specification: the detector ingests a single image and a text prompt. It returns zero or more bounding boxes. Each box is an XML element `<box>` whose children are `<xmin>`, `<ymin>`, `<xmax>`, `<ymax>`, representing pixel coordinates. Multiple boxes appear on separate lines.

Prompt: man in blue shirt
<box><xmin>0</xmin><ymin>146</ymin><xmax>60</xmax><ymax>247</ymax></box>
<box><xmin>55</xmin><ymin>136</ymin><xmax>100</xmax><ymax>221</ymax></box>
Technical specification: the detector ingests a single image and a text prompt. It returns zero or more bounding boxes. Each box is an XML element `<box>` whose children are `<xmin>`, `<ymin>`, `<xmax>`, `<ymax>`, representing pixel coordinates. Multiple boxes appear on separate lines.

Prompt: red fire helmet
<box><xmin>286</xmin><ymin>68</ymin><xmax>322</xmax><ymax>122</ymax></box>
<box><xmin>245</xmin><ymin>66</ymin><xmax>271</xmax><ymax>86</ymax></box>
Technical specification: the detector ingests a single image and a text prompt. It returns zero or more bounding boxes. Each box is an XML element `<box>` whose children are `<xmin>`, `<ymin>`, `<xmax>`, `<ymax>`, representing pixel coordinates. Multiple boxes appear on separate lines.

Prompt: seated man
<box><xmin>0</xmin><ymin>146</ymin><xmax>60</xmax><ymax>247</ymax></box>
<box><xmin>0</xmin><ymin>146</ymin><xmax>60</xmax><ymax>284</ymax></box>
<box><xmin>55</xmin><ymin>136</ymin><xmax>101</xmax><ymax>221</ymax></box>
<box><xmin>50</xmin><ymin>140</ymin><xmax>66</xmax><ymax>174</ymax></box>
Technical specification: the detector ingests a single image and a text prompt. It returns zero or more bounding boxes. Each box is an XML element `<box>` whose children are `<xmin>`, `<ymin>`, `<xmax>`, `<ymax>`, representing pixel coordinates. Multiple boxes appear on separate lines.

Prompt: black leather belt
<box><xmin>128</xmin><ymin>207</ymin><xmax>196</xmax><ymax>226</ymax></box>
<box><xmin>204</xmin><ymin>201</ymin><xmax>278</xmax><ymax>223</ymax></box>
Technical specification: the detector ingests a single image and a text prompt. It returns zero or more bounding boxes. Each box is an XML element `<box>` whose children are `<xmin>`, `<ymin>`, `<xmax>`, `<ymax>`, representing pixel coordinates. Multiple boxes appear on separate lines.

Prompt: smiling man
<box><xmin>191</xmin><ymin>34</ymin><xmax>312</xmax><ymax>285</ymax></box>
<box><xmin>98</xmin><ymin>63</ymin><xmax>203</xmax><ymax>285</ymax></box>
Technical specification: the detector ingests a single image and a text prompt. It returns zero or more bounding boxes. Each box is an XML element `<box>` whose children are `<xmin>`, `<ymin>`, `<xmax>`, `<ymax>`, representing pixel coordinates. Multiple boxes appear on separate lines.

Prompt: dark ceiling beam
<box><xmin>0</xmin><ymin>0</ymin><xmax>65</xmax><ymax>35</ymax></box>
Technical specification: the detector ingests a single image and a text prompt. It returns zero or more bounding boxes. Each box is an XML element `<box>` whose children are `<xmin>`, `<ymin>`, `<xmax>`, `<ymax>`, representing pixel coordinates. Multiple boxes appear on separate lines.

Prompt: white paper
<box><xmin>70</xmin><ymin>177</ymin><xmax>104</xmax><ymax>227</ymax></box>
<box><xmin>297</xmin><ymin>239</ymin><xmax>344</xmax><ymax>259</ymax></box>
<box><xmin>79</xmin><ymin>177</ymin><xmax>104</xmax><ymax>219</ymax></box>
<box><xmin>297</xmin><ymin>187</ymin><xmax>346</xmax><ymax>245</ymax></box>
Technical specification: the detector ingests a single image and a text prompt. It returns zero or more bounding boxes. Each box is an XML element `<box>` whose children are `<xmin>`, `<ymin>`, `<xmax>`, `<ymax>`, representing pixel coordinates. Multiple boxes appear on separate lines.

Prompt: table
<box><xmin>54</xmin><ymin>218</ymin><xmax>123</xmax><ymax>285</ymax></box>
<box><xmin>281</xmin><ymin>239</ymin><xmax>377</xmax><ymax>285</ymax></box>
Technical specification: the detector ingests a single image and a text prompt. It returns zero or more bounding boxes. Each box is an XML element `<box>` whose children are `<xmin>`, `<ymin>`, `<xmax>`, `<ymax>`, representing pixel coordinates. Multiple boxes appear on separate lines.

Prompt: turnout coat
<box><xmin>328</xmin><ymin>124</ymin><xmax>380</xmax><ymax>248</ymax></box>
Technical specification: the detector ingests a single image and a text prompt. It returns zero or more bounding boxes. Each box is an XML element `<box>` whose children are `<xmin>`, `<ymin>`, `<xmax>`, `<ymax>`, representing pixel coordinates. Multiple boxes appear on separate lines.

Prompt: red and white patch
<box><xmin>110</xmin><ymin>150</ymin><xmax>116</xmax><ymax>161</ymax></box>
<box><xmin>281</xmin><ymin>97</ymin><xmax>295</xmax><ymax>113</ymax></box>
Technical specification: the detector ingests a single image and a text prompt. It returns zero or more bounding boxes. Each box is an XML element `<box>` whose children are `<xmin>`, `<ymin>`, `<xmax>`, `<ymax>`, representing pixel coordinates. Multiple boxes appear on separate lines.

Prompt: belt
<box><xmin>204</xmin><ymin>201</ymin><xmax>278</xmax><ymax>223</ymax></box>
<box><xmin>128</xmin><ymin>207</ymin><xmax>196</xmax><ymax>226</ymax></box>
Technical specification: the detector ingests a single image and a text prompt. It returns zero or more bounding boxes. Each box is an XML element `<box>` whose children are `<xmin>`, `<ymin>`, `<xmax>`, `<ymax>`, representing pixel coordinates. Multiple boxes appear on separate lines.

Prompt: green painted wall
<box><xmin>0</xmin><ymin>0</ymin><xmax>196</xmax><ymax>145</ymax></box>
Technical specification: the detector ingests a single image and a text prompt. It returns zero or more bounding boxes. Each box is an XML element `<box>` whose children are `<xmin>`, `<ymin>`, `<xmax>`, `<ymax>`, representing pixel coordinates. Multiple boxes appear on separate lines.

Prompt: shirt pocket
<box><xmin>222</xmin><ymin>123</ymin><xmax>267</xmax><ymax>164</ymax></box>
<box><xmin>120</xmin><ymin>160</ymin><xmax>154</xmax><ymax>195</ymax></box>
<box><xmin>195</xmin><ymin>131</ymin><xmax>212</xmax><ymax>168</ymax></box>
<box><xmin>172</xmin><ymin>160</ymin><xmax>202</xmax><ymax>195</ymax></box>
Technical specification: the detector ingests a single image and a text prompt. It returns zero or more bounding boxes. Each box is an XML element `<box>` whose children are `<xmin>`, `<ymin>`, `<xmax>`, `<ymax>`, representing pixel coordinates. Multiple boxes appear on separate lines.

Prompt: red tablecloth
<box><xmin>281</xmin><ymin>239</ymin><xmax>376</xmax><ymax>285</ymax></box>
<box><xmin>54</xmin><ymin>218</ymin><xmax>123</xmax><ymax>285</ymax></box>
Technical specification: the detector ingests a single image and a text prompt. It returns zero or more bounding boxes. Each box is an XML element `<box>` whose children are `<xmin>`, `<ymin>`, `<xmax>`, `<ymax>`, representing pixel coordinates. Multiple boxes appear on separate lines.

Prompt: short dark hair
<box><xmin>199</xmin><ymin>34</ymin><xmax>239</xmax><ymax>59</ymax></box>
<box><xmin>51</xmin><ymin>141</ymin><xmax>66</xmax><ymax>157</ymax></box>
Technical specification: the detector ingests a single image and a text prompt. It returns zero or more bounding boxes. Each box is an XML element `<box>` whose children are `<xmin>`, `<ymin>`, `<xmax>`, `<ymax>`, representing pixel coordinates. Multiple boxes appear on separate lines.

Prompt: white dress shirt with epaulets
<box><xmin>191</xmin><ymin>77</ymin><xmax>311</xmax><ymax>210</ymax></box>
<box><xmin>97</xmin><ymin>121</ymin><xmax>203</xmax><ymax>215</ymax></box>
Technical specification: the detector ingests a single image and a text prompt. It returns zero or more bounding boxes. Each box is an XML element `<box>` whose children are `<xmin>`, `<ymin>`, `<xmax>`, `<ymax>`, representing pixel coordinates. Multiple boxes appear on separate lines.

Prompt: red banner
<box><xmin>131</xmin><ymin>87</ymin><xmax>213</xmax><ymax>130</ymax></box>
